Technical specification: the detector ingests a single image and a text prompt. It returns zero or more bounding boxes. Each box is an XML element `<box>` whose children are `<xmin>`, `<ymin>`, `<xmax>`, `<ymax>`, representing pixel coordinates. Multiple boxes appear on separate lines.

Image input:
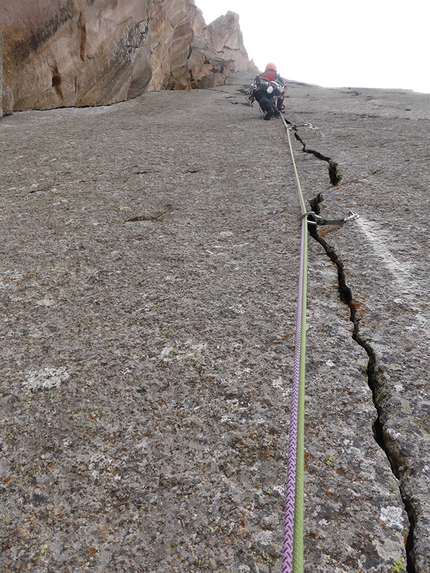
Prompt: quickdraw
<box><xmin>304</xmin><ymin>210</ymin><xmax>360</xmax><ymax>226</ymax></box>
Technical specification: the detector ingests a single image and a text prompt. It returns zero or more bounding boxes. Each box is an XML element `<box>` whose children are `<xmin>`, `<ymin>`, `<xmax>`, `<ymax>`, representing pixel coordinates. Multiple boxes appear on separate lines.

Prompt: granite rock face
<box><xmin>0</xmin><ymin>0</ymin><xmax>153</xmax><ymax>112</ymax></box>
<box><xmin>0</xmin><ymin>30</ymin><xmax>3</xmax><ymax>116</ymax></box>
<box><xmin>208</xmin><ymin>11</ymin><xmax>251</xmax><ymax>74</ymax></box>
<box><xmin>282</xmin><ymin>79</ymin><xmax>430</xmax><ymax>572</ymax></box>
<box><xmin>185</xmin><ymin>10</ymin><xmax>254</xmax><ymax>90</ymax></box>
<box><xmin>0</xmin><ymin>0</ymin><xmax>253</xmax><ymax>113</ymax></box>
<box><xmin>185</xmin><ymin>10</ymin><xmax>234</xmax><ymax>90</ymax></box>
<box><xmin>1</xmin><ymin>71</ymin><xmax>429</xmax><ymax>572</ymax></box>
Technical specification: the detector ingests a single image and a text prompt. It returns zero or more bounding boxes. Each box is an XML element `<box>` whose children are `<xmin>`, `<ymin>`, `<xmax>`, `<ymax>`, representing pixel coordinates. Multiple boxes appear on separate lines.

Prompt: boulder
<box><xmin>0</xmin><ymin>0</ymin><xmax>254</xmax><ymax>113</ymax></box>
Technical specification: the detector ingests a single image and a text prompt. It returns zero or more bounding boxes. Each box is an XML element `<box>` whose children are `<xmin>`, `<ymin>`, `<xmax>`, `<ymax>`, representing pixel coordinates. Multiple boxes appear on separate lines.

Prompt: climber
<box><xmin>249</xmin><ymin>63</ymin><xmax>285</xmax><ymax>120</ymax></box>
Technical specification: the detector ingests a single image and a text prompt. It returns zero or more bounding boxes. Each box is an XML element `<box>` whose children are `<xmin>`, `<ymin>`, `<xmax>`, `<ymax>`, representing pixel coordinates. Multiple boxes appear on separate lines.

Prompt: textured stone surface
<box><xmin>0</xmin><ymin>0</ymin><xmax>153</xmax><ymax>111</ymax></box>
<box><xmin>207</xmin><ymin>12</ymin><xmax>252</xmax><ymax>73</ymax></box>
<box><xmin>0</xmin><ymin>30</ymin><xmax>3</xmax><ymax>117</ymax></box>
<box><xmin>0</xmin><ymin>0</ymin><xmax>253</xmax><ymax>113</ymax></box>
<box><xmin>280</xmin><ymin>80</ymin><xmax>430</xmax><ymax>571</ymax></box>
<box><xmin>148</xmin><ymin>0</ymin><xmax>194</xmax><ymax>91</ymax></box>
<box><xmin>186</xmin><ymin>8</ymin><xmax>255</xmax><ymax>90</ymax></box>
<box><xmin>1</xmin><ymin>72</ymin><xmax>429</xmax><ymax>572</ymax></box>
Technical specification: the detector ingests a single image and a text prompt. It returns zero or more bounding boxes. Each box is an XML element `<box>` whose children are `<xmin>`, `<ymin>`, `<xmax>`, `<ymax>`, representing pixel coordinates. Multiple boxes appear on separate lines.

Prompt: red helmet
<box><xmin>265</xmin><ymin>62</ymin><xmax>277</xmax><ymax>72</ymax></box>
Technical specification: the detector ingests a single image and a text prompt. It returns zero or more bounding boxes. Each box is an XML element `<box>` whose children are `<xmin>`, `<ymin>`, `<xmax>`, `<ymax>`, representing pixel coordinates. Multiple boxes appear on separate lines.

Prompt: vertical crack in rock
<box><xmin>283</xmin><ymin>118</ymin><xmax>415</xmax><ymax>568</ymax></box>
<box><xmin>293</xmin><ymin>130</ymin><xmax>342</xmax><ymax>186</ymax></box>
<box><xmin>77</xmin><ymin>12</ymin><xmax>87</xmax><ymax>61</ymax></box>
<box><xmin>307</xmin><ymin>192</ymin><xmax>417</xmax><ymax>573</ymax></box>
<box><xmin>282</xmin><ymin>119</ymin><xmax>342</xmax><ymax>186</ymax></box>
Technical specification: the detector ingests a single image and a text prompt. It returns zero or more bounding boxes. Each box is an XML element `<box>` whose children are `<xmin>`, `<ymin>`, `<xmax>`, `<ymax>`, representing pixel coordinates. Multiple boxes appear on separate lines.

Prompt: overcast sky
<box><xmin>196</xmin><ymin>0</ymin><xmax>429</xmax><ymax>94</ymax></box>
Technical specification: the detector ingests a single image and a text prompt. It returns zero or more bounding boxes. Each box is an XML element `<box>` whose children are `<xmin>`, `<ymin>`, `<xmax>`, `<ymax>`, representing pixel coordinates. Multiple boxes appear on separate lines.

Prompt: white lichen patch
<box><xmin>379</xmin><ymin>505</ymin><xmax>405</xmax><ymax>530</ymax></box>
<box><xmin>272</xmin><ymin>484</ymin><xmax>285</xmax><ymax>496</ymax></box>
<box><xmin>385</xmin><ymin>427</ymin><xmax>403</xmax><ymax>441</ymax></box>
<box><xmin>36</xmin><ymin>297</ymin><xmax>55</xmax><ymax>307</ymax></box>
<box><xmin>374</xmin><ymin>537</ymin><xmax>405</xmax><ymax>562</ymax></box>
<box><xmin>183</xmin><ymin>342</ymin><xmax>207</xmax><ymax>358</ymax></box>
<box><xmin>24</xmin><ymin>367</ymin><xmax>70</xmax><ymax>390</ymax></box>
<box><xmin>159</xmin><ymin>346</ymin><xmax>174</xmax><ymax>361</ymax></box>
<box><xmin>89</xmin><ymin>453</ymin><xmax>115</xmax><ymax>470</ymax></box>
<box><xmin>253</xmin><ymin>530</ymin><xmax>273</xmax><ymax>546</ymax></box>
<box><xmin>272</xmin><ymin>376</ymin><xmax>289</xmax><ymax>397</ymax></box>
<box><xmin>159</xmin><ymin>341</ymin><xmax>208</xmax><ymax>363</ymax></box>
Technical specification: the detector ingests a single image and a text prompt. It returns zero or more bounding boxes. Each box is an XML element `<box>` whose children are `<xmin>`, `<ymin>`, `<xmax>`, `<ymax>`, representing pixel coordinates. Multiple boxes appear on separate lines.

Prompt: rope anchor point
<box><xmin>303</xmin><ymin>210</ymin><xmax>360</xmax><ymax>226</ymax></box>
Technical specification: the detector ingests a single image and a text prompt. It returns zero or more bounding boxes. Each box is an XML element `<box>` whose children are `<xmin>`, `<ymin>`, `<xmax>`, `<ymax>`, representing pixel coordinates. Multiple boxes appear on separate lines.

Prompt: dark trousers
<box><xmin>254</xmin><ymin>89</ymin><xmax>283</xmax><ymax>114</ymax></box>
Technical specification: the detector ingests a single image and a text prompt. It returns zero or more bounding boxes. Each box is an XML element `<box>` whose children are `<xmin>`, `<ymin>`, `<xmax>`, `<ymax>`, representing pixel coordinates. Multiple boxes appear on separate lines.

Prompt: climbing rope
<box><xmin>281</xmin><ymin>116</ymin><xmax>308</xmax><ymax>573</ymax></box>
<box><xmin>279</xmin><ymin>112</ymin><xmax>359</xmax><ymax>573</ymax></box>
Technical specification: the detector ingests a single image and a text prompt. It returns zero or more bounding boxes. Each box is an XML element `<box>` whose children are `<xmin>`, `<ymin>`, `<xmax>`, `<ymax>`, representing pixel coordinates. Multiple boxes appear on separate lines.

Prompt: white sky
<box><xmin>196</xmin><ymin>0</ymin><xmax>429</xmax><ymax>94</ymax></box>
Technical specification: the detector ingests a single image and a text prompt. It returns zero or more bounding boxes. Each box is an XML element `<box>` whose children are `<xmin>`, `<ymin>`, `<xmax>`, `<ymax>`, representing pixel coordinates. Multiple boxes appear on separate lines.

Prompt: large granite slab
<box><xmin>1</xmin><ymin>71</ymin><xmax>428</xmax><ymax>572</ymax></box>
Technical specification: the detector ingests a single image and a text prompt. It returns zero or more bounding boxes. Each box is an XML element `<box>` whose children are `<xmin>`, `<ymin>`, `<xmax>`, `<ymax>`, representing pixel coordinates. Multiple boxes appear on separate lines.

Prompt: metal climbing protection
<box><xmin>279</xmin><ymin>112</ymin><xmax>359</xmax><ymax>573</ymax></box>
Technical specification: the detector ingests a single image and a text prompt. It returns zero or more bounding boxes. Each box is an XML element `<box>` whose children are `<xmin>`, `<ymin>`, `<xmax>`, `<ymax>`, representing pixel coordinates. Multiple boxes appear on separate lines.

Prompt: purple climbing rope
<box><xmin>282</xmin><ymin>217</ymin><xmax>307</xmax><ymax>573</ymax></box>
<box><xmin>281</xmin><ymin>117</ymin><xmax>309</xmax><ymax>573</ymax></box>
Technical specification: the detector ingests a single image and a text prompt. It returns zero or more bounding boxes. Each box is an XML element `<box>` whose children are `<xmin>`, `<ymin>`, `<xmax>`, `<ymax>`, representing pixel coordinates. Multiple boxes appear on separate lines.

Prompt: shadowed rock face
<box><xmin>0</xmin><ymin>0</ymin><xmax>254</xmax><ymax>113</ymax></box>
<box><xmin>0</xmin><ymin>0</ymin><xmax>154</xmax><ymax>111</ymax></box>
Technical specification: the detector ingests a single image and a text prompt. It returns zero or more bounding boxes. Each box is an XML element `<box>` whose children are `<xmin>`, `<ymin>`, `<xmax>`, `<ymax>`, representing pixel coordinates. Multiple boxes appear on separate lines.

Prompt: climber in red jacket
<box><xmin>250</xmin><ymin>63</ymin><xmax>285</xmax><ymax>120</ymax></box>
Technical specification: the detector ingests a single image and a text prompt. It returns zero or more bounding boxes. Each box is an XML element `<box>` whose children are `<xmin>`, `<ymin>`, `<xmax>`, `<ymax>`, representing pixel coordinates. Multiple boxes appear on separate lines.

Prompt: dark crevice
<box><xmin>293</xmin><ymin>131</ymin><xmax>341</xmax><ymax>185</ymax></box>
<box><xmin>281</xmin><ymin>117</ymin><xmax>342</xmax><ymax>185</ymax></box>
<box><xmin>307</xmin><ymin>192</ymin><xmax>417</xmax><ymax>573</ymax></box>
<box><xmin>50</xmin><ymin>64</ymin><xmax>64</xmax><ymax>104</ymax></box>
<box><xmin>77</xmin><ymin>12</ymin><xmax>87</xmax><ymax>61</ymax></box>
<box><xmin>125</xmin><ymin>203</ymin><xmax>173</xmax><ymax>223</ymax></box>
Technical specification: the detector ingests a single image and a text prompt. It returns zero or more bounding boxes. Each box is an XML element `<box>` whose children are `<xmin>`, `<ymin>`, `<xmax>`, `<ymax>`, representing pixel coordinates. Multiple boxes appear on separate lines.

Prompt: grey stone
<box><xmin>0</xmin><ymin>1</ymin><xmax>253</xmax><ymax>113</ymax></box>
<box><xmin>0</xmin><ymin>31</ymin><xmax>2</xmax><ymax>117</ymax></box>
<box><xmin>1</xmin><ymin>71</ymin><xmax>429</xmax><ymax>572</ymax></box>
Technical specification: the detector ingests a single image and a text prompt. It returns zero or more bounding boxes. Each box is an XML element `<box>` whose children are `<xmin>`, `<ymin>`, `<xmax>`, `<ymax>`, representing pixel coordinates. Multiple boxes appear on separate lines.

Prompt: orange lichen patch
<box><xmin>318</xmin><ymin>227</ymin><xmax>339</xmax><ymax>237</ymax></box>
